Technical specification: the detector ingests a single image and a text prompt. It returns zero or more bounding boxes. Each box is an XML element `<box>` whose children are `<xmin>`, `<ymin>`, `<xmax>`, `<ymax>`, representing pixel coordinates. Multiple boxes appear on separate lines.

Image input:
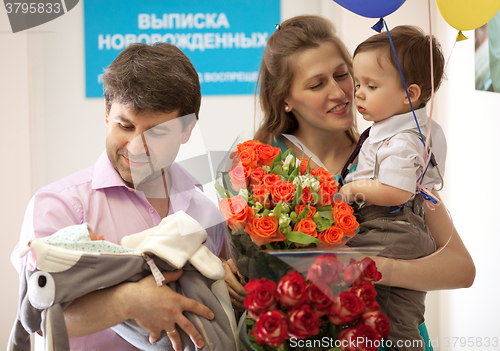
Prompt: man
<box><xmin>12</xmin><ymin>42</ymin><xmax>225</xmax><ymax>350</ymax></box>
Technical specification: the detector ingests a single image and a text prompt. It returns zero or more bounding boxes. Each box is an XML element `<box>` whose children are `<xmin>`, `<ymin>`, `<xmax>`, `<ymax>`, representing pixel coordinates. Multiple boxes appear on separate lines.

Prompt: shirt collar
<box><xmin>369</xmin><ymin>108</ymin><xmax>428</xmax><ymax>144</ymax></box>
<box><xmin>92</xmin><ymin>151</ymin><xmax>130</xmax><ymax>190</ymax></box>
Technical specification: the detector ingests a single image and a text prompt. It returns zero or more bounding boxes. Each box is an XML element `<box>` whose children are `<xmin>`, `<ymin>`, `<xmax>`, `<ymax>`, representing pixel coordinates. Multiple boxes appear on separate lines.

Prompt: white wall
<box><xmin>1</xmin><ymin>0</ymin><xmax>496</xmax><ymax>349</ymax></box>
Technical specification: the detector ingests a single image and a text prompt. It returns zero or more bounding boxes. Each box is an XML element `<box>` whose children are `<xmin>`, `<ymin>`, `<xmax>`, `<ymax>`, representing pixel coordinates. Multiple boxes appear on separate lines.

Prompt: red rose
<box><xmin>250</xmin><ymin>310</ymin><xmax>288</xmax><ymax>348</ymax></box>
<box><xmin>349</xmin><ymin>282</ymin><xmax>377</xmax><ymax>307</ymax></box>
<box><xmin>249</xmin><ymin>167</ymin><xmax>266</xmax><ymax>185</ymax></box>
<box><xmin>344</xmin><ymin>258</ymin><xmax>382</xmax><ymax>287</ymax></box>
<box><xmin>334</xmin><ymin>211</ymin><xmax>359</xmax><ymax>237</ymax></box>
<box><xmin>295</xmin><ymin>204</ymin><xmax>317</xmax><ymax>218</ymax></box>
<box><xmin>244</xmin><ymin>278</ymin><xmax>279</xmax><ymax>320</ymax></box>
<box><xmin>256</xmin><ymin>144</ymin><xmax>281</xmax><ymax>167</ymax></box>
<box><xmin>293</xmin><ymin>218</ymin><xmax>317</xmax><ymax>238</ymax></box>
<box><xmin>276</xmin><ymin>271</ymin><xmax>307</xmax><ymax>308</ymax></box>
<box><xmin>338</xmin><ymin>324</ymin><xmax>381</xmax><ymax>351</ymax></box>
<box><xmin>306</xmin><ymin>281</ymin><xmax>334</xmax><ymax>317</ymax></box>
<box><xmin>328</xmin><ymin>291</ymin><xmax>365</xmax><ymax>325</ymax></box>
<box><xmin>300</xmin><ymin>187</ymin><xmax>316</xmax><ymax>205</ymax></box>
<box><xmin>244</xmin><ymin>215</ymin><xmax>286</xmax><ymax>246</ymax></box>
<box><xmin>271</xmin><ymin>180</ymin><xmax>295</xmax><ymax>204</ymax></box>
<box><xmin>362</xmin><ymin>309</ymin><xmax>390</xmax><ymax>339</ymax></box>
<box><xmin>228</xmin><ymin>163</ymin><xmax>249</xmax><ymax>191</ymax></box>
<box><xmin>307</xmin><ymin>253</ymin><xmax>344</xmax><ymax>286</ymax></box>
<box><xmin>219</xmin><ymin>195</ymin><xmax>253</xmax><ymax>230</ymax></box>
<box><xmin>318</xmin><ymin>225</ymin><xmax>345</xmax><ymax>246</ymax></box>
<box><xmin>286</xmin><ymin>304</ymin><xmax>322</xmax><ymax>339</ymax></box>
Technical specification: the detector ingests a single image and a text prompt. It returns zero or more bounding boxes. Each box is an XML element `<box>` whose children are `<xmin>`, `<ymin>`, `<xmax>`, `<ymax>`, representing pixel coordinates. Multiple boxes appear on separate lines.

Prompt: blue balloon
<box><xmin>333</xmin><ymin>0</ymin><xmax>407</xmax><ymax>18</ymax></box>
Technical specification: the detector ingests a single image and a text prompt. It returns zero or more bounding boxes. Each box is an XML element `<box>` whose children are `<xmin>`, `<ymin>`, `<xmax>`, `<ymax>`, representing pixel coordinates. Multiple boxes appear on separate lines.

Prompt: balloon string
<box><xmin>383</xmin><ymin>20</ymin><xmax>430</xmax><ymax>183</ymax></box>
<box><xmin>425</xmin><ymin>0</ymin><xmax>434</xmax><ymax>156</ymax></box>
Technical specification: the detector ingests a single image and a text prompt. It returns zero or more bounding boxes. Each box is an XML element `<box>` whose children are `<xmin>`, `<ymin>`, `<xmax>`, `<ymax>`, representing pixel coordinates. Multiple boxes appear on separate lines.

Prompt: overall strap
<box><xmin>339</xmin><ymin>127</ymin><xmax>371</xmax><ymax>186</ymax></box>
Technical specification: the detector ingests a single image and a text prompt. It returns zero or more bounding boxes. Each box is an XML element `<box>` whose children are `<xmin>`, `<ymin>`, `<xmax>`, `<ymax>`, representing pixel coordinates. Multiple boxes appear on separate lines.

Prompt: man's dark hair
<box><xmin>103</xmin><ymin>42</ymin><xmax>201</xmax><ymax>124</ymax></box>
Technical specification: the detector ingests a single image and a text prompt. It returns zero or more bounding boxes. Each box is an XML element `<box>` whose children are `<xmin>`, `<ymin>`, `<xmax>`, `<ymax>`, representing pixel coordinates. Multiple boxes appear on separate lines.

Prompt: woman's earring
<box><xmin>285</xmin><ymin>105</ymin><xmax>289</xmax><ymax>112</ymax></box>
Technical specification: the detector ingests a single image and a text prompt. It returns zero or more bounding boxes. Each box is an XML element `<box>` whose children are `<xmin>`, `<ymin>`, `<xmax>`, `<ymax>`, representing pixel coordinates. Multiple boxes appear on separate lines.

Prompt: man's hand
<box><xmin>122</xmin><ymin>270</ymin><xmax>214</xmax><ymax>351</ymax></box>
<box><xmin>223</xmin><ymin>259</ymin><xmax>247</xmax><ymax>312</ymax></box>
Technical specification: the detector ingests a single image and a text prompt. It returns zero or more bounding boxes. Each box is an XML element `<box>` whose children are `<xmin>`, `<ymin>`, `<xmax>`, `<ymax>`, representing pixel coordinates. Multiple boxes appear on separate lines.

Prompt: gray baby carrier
<box><xmin>8</xmin><ymin>210</ymin><xmax>238</xmax><ymax>351</ymax></box>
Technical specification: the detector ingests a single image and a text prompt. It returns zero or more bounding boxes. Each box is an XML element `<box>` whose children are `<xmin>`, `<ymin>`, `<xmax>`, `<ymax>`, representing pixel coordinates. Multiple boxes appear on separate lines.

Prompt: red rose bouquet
<box><xmin>242</xmin><ymin>254</ymin><xmax>389</xmax><ymax>351</ymax></box>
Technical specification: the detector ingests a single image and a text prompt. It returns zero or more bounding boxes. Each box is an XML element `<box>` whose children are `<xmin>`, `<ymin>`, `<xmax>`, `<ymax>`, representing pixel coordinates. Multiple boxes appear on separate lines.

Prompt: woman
<box><xmin>224</xmin><ymin>15</ymin><xmax>475</xmax><ymax>349</ymax></box>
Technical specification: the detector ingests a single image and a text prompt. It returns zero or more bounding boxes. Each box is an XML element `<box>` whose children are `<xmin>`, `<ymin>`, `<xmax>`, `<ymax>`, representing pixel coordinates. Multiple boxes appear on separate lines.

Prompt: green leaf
<box><xmin>315</xmin><ymin>205</ymin><xmax>333</xmax><ymax>212</ymax></box>
<box><xmin>284</xmin><ymin>231</ymin><xmax>321</xmax><ymax>244</ymax></box>
<box><xmin>296</xmin><ymin>206</ymin><xmax>310</xmax><ymax>222</ymax></box>
<box><xmin>273</xmin><ymin>201</ymin><xmax>283</xmax><ymax>219</ymax></box>
<box><xmin>315</xmin><ymin>217</ymin><xmax>333</xmax><ymax>232</ymax></box>
<box><xmin>282</xmin><ymin>148</ymin><xmax>291</xmax><ymax>160</ymax></box>
<box><xmin>318</xmin><ymin>210</ymin><xmax>333</xmax><ymax>221</ymax></box>
<box><xmin>271</xmin><ymin>150</ymin><xmax>282</xmax><ymax>170</ymax></box>
<box><xmin>292</xmin><ymin>181</ymin><xmax>302</xmax><ymax>207</ymax></box>
<box><xmin>271</xmin><ymin>164</ymin><xmax>283</xmax><ymax>176</ymax></box>
<box><xmin>214</xmin><ymin>182</ymin><xmax>232</xmax><ymax>199</ymax></box>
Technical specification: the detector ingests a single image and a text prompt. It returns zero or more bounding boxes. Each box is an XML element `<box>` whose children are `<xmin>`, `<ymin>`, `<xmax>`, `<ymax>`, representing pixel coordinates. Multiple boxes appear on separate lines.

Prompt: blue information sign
<box><xmin>84</xmin><ymin>0</ymin><xmax>280</xmax><ymax>97</ymax></box>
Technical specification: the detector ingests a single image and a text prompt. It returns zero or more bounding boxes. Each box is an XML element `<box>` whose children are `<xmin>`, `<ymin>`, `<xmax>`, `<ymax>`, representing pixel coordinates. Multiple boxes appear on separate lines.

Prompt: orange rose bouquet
<box><xmin>216</xmin><ymin>140</ymin><xmax>359</xmax><ymax>259</ymax></box>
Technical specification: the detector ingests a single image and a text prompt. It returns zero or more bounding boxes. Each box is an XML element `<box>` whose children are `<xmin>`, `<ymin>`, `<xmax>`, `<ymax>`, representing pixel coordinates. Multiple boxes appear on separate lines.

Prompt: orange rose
<box><xmin>252</xmin><ymin>184</ymin><xmax>270</xmax><ymax>207</ymax></box>
<box><xmin>271</xmin><ymin>181</ymin><xmax>296</xmax><ymax>204</ymax></box>
<box><xmin>332</xmin><ymin>199</ymin><xmax>354</xmax><ymax>215</ymax></box>
<box><xmin>219</xmin><ymin>196</ymin><xmax>254</xmax><ymax>230</ymax></box>
<box><xmin>238</xmin><ymin>148</ymin><xmax>258</xmax><ymax>168</ymax></box>
<box><xmin>237</xmin><ymin>140</ymin><xmax>261</xmax><ymax>153</ymax></box>
<box><xmin>263</xmin><ymin>173</ymin><xmax>281</xmax><ymax>192</ymax></box>
<box><xmin>256</xmin><ymin>144</ymin><xmax>281</xmax><ymax>167</ymax></box>
<box><xmin>249</xmin><ymin>167</ymin><xmax>266</xmax><ymax>185</ymax></box>
<box><xmin>318</xmin><ymin>226</ymin><xmax>344</xmax><ymax>246</ymax></box>
<box><xmin>317</xmin><ymin>183</ymin><xmax>338</xmax><ymax>207</ymax></box>
<box><xmin>334</xmin><ymin>211</ymin><xmax>359</xmax><ymax>235</ymax></box>
<box><xmin>293</xmin><ymin>218</ymin><xmax>318</xmax><ymax>238</ymax></box>
<box><xmin>314</xmin><ymin>167</ymin><xmax>336</xmax><ymax>183</ymax></box>
<box><xmin>229</xmin><ymin>163</ymin><xmax>249</xmax><ymax>191</ymax></box>
<box><xmin>300</xmin><ymin>187</ymin><xmax>316</xmax><ymax>205</ymax></box>
<box><xmin>245</xmin><ymin>215</ymin><xmax>285</xmax><ymax>246</ymax></box>
<box><xmin>297</xmin><ymin>158</ymin><xmax>311</xmax><ymax>175</ymax></box>
<box><xmin>295</xmin><ymin>204</ymin><xmax>317</xmax><ymax>218</ymax></box>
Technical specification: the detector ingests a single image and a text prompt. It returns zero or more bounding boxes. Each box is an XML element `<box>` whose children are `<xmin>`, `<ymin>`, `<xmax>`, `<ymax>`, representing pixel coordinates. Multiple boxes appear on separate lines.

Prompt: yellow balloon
<box><xmin>436</xmin><ymin>0</ymin><xmax>500</xmax><ymax>31</ymax></box>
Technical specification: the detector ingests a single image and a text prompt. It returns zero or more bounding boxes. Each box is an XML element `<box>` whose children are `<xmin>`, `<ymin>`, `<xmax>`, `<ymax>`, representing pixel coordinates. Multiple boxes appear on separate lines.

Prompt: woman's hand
<box><xmin>223</xmin><ymin>259</ymin><xmax>247</xmax><ymax>312</ymax></box>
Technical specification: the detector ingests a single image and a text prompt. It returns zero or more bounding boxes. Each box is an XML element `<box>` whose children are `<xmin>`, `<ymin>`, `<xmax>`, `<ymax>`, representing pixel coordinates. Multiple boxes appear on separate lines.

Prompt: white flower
<box><xmin>238</xmin><ymin>188</ymin><xmax>249</xmax><ymax>199</ymax></box>
<box><xmin>284</xmin><ymin>154</ymin><xmax>302</xmax><ymax>168</ymax></box>
<box><xmin>278</xmin><ymin>213</ymin><xmax>291</xmax><ymax>226</ymax></box>
<box><xmin>252</xmin><ymin>202</ymin><xmax>263</xmax><ymax>212</ymax></box>
<box><xmin>263</xmin><ymin>165</ymin><xmax>271</xmax><ymax>173</ymax></box>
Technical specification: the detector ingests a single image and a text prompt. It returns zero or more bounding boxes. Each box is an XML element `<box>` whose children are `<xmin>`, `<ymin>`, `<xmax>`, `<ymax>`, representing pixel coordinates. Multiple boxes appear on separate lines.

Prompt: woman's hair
<box><xmin>102</xmin><ymin>42</ymin><xmax>201</xmax><ymax>126</ymax></box>
<box><xmin>353</xmin><ymin>25</ymin><xmax>445</xmax><ymax>105</ymax></box>
<box><xmin>255</xmin><ymin>15</ymin><xmax>358</xmax><ymax>144</ymax></box>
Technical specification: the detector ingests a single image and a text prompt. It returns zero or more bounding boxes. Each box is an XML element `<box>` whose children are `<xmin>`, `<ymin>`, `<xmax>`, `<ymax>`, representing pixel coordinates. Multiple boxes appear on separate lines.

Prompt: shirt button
<box><xmin>149</xmin><ymin>207</ymin><xmax>155</xmax><ymax>213</ymax></box>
